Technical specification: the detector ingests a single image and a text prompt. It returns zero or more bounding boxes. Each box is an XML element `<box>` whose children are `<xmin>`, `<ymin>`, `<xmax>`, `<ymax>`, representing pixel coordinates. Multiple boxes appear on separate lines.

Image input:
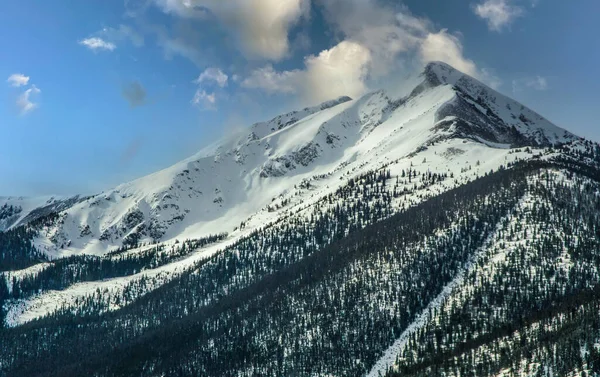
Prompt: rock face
<box><xmin>0</xmin><ymin>62</ymin><xmax>578</xmax><ymax>257</ymax></box>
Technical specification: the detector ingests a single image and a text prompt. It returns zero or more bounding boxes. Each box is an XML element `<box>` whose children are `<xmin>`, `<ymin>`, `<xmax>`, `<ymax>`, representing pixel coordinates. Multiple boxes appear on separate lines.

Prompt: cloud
<box><xmin>152</xmin><ymin>0</ymin><xmax>309</xmax><ymax>60</ymax></box>
<box><xmin>79</xmin><ymin>37</ymin><xmax>117</xmax><ymax>51</ymax></box>
<box><xmin>192</xmin><ymin>89</ymin><xmax>217</xmax><ymax>109</ymax></box>
<box><xmin>473</xmin><ymin>0</ymin><xmax>524</xmax><ymax>31</ymax></box>
<box><xmin>419</xmin><ymin>30</ymin><xmax>478</xmax><ymax>77</ymax></box>
<box><xmin>194</xmin><ymin>68</ymin><xmax>228</xmax><ymax>88</ymax></box>
<box><xmin>512</xmin><ymin>76</ymin><xmax>548</xmax><ymax>92</ymax></box>
<box><xmin>7</xmin><ymin>74</ymin><xmax>30</xmax><ymax>87</ymax></box>
<box><xmin>16</xmin><ymin>85</ymin><xmax>41</xmax><ymax>115</ymax></box>
<box><xmin>243</xmin><ymin>0</ymin><xmax>498</xmax><ymax>104</ymax></box>
<box><xmin>243</xmin><ymin>40</ymin><xmax>371</xmax><ymax>104</ymax></box>
<box><xmin>318</xmin><ymin>0</ymin><xmax>425</xmax><ymax>77</ymax></box>
<box><xmin>191</xmin><ymin>68</ymin><xmax>228</xmax><ymax>109</ymax></box>
<box><xmin>243</xmin><ymin>65</ymin><xmax>300</xmax><ymax>95</ymax></box>
<box><xmin>79</xmin><ymin>25</ymin><xmax>143</xmax><ymax>53</ymax></box>
<box><xmin>121</xmin><ymin>81</ymin><xmax>147</xmax><ymax>107</ymax></box>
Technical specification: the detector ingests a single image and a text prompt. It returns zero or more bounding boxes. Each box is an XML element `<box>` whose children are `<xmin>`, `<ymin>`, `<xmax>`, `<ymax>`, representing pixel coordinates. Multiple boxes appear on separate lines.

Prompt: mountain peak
<box><xmin>422</xmin><ymin>61</ymin><xmax>469</xmax><ymax>87</ymax></box>
<box><xmin>416</xmin><ymin>62</ymin><xmax>578</xmax><ymax>147</ymax></box>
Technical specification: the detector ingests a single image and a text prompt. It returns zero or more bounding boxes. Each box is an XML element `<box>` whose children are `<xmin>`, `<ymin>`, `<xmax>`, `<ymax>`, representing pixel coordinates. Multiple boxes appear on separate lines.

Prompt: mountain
<box><xmin>0</xmin><ymin>62</ymin><xmax>578</xmax><ymax>258</ymax></box>
<box><xmin>1</xmin><ymin>62</ymin><xmax>599</xmax><ymax>377</ymax></box>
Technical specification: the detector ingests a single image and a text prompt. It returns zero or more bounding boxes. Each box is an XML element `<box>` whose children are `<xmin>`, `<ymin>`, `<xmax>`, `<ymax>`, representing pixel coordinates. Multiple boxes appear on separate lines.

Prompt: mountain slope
<box><xmin>0</xmin><ymin>62</ymin><xmax>578</xmax><ymax>259</ymax></box>
<box><xmin>3</xmin><ymin>155</ymin><xmax>600</xmax><ymax>377</ymax></box>
<box><xmin>1</xmin><ymin>62</ymin><xmax>597</xmax><ymax>377</ymax></box>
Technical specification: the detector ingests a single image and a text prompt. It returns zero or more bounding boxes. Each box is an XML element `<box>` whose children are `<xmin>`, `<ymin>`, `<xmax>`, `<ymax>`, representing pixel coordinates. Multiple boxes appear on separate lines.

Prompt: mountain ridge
<box><xmin>2</xmin><ymin>62</ymin><xmax>600</xmax><ymax>377</ymax></box>
<box><xmin>0</xmin><ymin>62</ymin><xmax>580</xmax><ymax>258</ymax></box>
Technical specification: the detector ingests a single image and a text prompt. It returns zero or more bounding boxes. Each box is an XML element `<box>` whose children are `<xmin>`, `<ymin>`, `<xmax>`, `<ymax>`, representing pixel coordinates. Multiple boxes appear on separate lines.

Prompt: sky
<box><xmin>1</xmin><ymin>0</ymin><xmax>599</xmax><ymax>197</ymax></box>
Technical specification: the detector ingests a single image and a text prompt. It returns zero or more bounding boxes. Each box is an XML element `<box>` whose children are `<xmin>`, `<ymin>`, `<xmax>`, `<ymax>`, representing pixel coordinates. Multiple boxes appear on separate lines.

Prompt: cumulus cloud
<box><xmin>243</xmin><ymin>40</ymin><xmax>371</xmax><ymax>104</ymax></box>
<box><xmin>191</xmin><ymin>67</ymin><xmax>228</xmax><ymax>109</ymax></box>
<box><xmin>243</xmin><ymin>0</ymin><xmax>497</xmax><ymax>104</ymax></box>
<box><xmin>473</xmin><ymin>0</ymin><xmax>524</xmax><ymax>31</ymax></box>
<box><xmin>318</xmin><ymin>0</ymin><xmax>424</xmax><ymax>77</ymax></box>
<box><xmin>192</xmin><ymin>89</ymin><xmax>217</xmax><ymax>109</ymax></box>
<box><xmin>153</xmin><ymin>0</ymin><xmax>309</xmax><ymax>60</ymax></box>
<box><xmin>7</xmin><ymin>74</ymin><xmax>30</xmax><ymax>87</ymax></box>
<box><xmin>16</xmin><ymin>85</ymin><xmax>41</xmax><ymax>115</ymax></box>
<box><xmin>79</xmin><ymin>37</ymin><xmax>117</xmax><ymax>52</ymax></box>
<box><xmin>194</xmin><ymin>68</ymin><xmax>228</xmax><ymax>88</ymax></box>
<box><xmin>302</xmin><ymin>41</ymin><xmax>371</xmax><ymax>102</ymax></box>
<box><xmin>512</xmin><ymin>76</ymin><xmax>548</xmax><ymax>92</ymax></box>
<box><xmin>121</xmin><ymin>81</ymin><xmax>147</xmax><ymax>107</ymax></box>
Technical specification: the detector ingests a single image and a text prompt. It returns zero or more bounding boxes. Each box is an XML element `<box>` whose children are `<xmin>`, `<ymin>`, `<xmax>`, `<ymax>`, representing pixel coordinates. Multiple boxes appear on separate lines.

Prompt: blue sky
<box><xmin>1</xmin><ymin>0</ymin><xmax>598</xmax><ymax>196</ymax></box>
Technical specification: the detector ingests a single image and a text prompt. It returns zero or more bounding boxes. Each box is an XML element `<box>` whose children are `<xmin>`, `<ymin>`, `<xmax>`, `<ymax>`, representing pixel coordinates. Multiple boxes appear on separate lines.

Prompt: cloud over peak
<box><xmin>243</xmin><ymin>40</ymin><xmax>371</xmax><ymax>104</ymax></box>
<box><xmin>419</xmin><ymin>30</ymin><xmax>478</xmax><ymax>78</ymax></box>
<box><xmin>242</xmin><ymin>0</ymin><xmax>497</xmax><ymax>105</ymax></box>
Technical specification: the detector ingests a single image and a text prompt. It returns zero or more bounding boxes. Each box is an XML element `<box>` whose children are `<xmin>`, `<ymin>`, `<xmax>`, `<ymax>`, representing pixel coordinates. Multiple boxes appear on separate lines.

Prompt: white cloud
<box><xmin>419</xmin><ymin>30</ymin><xmax>478</xmax><ymax>78</ymax></box>
<box><xmin>195</xmin><ymin>68</ymin><xmax>228</xmax><ymax>88</ymax></box>
<box><xmin>318</xmin><ymin>0</ymin><xmax>497</xmax><ymax>84</ymax></box>
<box><xmin>192</xmin><ymin>89</ymin><xmax>216</xmax><ymax>109</ymax></box>
<box><xmin>7</xmin><ymin>73</ymin><xmax>30</xmax><ymax>87</ymax></box>
<box><xmin>79</xmin><ymin>37</ymin><xmax>117</xmax><ymax>51</ymax></box>
<box><xmin>318</xmin><ymin>0</ymin><xmax>425</xmax><ymax>77</ymax></box>
<box><xmin>303</xmin><ymin>41</ymin><xmax>371</xmax><ymax>102</ymax></box>
<box><xmin>153</xmin><ymin>0</ymin><xmax>309</xmax><ymax>60</ymax></box>
<box><xmin>513</xmin><ymin>76</ymin><xmax>548</xmax><ymax>92</ymax></box>
<box><xmin>473</xmin><ymin>0</ymin><xmax>523</xmax><ymax>31</ymax></box>
<box><xmin>16</xmin><ymin>85</ymin><xmax>41</xmax><ymax>115</ymax></box>
<box><xmin>243</xmin><ymin>40</ymin><xmax>371</xmax><ymax>104</ymax></box>
<box><xmin>191</xmin><ymin>68</ymin><xmax>228</xmax><ymax>109</ymax></box>
<box><xmin>243</xmin><ymin>0</ymin><xmax>500</xmax><ymax>103</ymax></box>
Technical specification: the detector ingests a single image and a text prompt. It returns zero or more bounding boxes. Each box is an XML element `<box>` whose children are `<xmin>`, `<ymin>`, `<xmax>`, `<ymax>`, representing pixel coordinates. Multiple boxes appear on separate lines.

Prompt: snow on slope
<box><xmin>1</xmin><ymin>62</ymin><xmax>583</xmax><ymax>326</ymax></box>
<box><xmin>4</xmin><ymin>138</ymin><xmax>539</xmax><ymax>327</ymax></box>
<box><xmin>8</xmin><ymin>62</ymin><xmax>577</xmax><ymax>258</ymax></box>
<box><xmin>0</xmin><ymin>63</ymin><xmax>576</xmax><ymax>257</ymax></box>
<box><xmin>0</xmin><ymin>196</ymin><xmax>62</xmax><ymax>231</ymax></box>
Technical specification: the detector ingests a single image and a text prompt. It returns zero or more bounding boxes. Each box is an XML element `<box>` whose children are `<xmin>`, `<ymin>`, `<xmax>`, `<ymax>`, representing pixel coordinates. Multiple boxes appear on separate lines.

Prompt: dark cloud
<box><xmin>121</xmin><ymin>81</ymin><xmax>147</xmax><ymax>107</ymax></box>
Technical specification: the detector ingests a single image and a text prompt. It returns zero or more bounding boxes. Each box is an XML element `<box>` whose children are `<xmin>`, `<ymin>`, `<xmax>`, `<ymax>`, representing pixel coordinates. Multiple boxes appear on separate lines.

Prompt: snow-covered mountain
<box><xmin>1</xmin><ymin>62</ymin><xmax>578</xmax><ymax>258</ymax></box>
<box><xmin>3</xmin><ymin>62</ymin><xmax>600</xmax><ymax>377</ymax></box>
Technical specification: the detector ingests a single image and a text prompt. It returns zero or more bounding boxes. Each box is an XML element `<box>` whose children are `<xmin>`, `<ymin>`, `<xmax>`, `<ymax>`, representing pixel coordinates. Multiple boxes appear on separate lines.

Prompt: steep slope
<box><xmin>3</xmin><ymin>62</ymin><xmax>577</xmax><ymax>259</ymax></box>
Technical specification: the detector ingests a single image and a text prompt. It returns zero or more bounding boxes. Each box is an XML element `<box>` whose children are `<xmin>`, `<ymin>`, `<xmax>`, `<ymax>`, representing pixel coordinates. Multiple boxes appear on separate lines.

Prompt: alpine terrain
<box><xmin>1</xmin><ymin>62</ymin><xmax>600</xmax><ymax>377</ymax></box>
